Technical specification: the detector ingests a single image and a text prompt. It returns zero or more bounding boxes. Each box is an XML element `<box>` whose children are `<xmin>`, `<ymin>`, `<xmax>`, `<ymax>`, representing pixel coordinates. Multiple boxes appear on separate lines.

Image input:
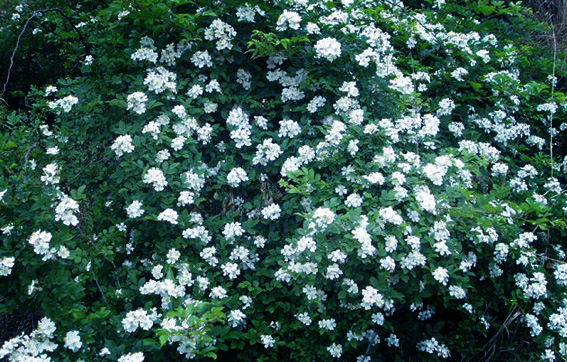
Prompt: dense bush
<box><xmin>2</xmin><ymin>0</ymin><xmax>567</xmax><ymax>361</ymax></box>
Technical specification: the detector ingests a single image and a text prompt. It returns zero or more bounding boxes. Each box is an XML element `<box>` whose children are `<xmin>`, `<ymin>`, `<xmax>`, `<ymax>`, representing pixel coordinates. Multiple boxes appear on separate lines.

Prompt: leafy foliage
<box><xmin>1</xmin><ymin>0</ymin><xmax>567</xmax><ymax>361</ymax></box>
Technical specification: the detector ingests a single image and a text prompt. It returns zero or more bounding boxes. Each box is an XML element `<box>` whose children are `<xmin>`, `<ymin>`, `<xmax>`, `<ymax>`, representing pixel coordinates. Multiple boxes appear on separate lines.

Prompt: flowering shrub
<box><xmin>2</xmin><ymin>0</ymin><xmax>567</xmax><ymax>360</ymax></box>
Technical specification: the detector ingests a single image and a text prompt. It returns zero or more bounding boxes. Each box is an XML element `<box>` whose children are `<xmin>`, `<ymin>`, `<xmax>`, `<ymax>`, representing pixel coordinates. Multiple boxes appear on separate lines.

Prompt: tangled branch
<box><xmin>1</xmin><ymin>8</ymin><xmax>91</xmax><ymax>98</ymax></box>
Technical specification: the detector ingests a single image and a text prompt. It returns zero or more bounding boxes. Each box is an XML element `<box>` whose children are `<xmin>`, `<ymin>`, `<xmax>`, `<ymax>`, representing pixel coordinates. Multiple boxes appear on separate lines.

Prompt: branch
<box><xmin>1</xmin><ymin>8</ymin><xmax>92</xmax><ymax>98</ymax></box>
<box><xmin>41</xmin><ymin>8</ymin><xmax>92</xmax><ymax>56</ymax></box>
<box><xmin>1</xmin><ymin>12</ymin><xmax>38</xmax><ymax>98</ymax></box>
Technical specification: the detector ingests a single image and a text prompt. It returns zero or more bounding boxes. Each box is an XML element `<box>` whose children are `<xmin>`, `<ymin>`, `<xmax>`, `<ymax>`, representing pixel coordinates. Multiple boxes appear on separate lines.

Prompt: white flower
<box><xmin>345</xmin><ymin>193</ymin><xmax>363</xmax><ymax>208</ymax></box>
<box><xmin>388</xmin><ymin>71</ymin><xmax>414</xmax><ymax>93</ymax></box>
<box><xmin>177</xmin><ymin>191</ymin><xmax>195</xmax><ymax>207</ymax></box>
<box><xmin>122</xmin><ymin>309</ymin><xmax>158</xmax><ymax>333</ymax></box>
<box><xmin>379</xmin><ymin>206</ymin><xmax>403</xmax><ymax>225</ymax></box>
<box><xmin>187</xmin><ymin>84</ymin><xmax>204</xmax><ymax>98</ymax></box>
<box><xmin>280</xmin><ymin>156</ymin><xmax>301</xmax><ymax>176</ymax></box>
<box><xmin>432</xmin><ymin>266</ymin><xmax>449</xmax><ymax>285</ymax></box>
<box><xmin>46</xmin><ymin>146</ymin><xmax>59</xmax><ymax>155</ymax></box>
<box><xmin>327</xmin><ymin>343</ymin><xmax>343</xmax><ymax>358</ymax></box>
<box><xmin>260</xmin><ymin>334</ymin><xmax>275</xmax><ymax>348</ymax></box>
<box><xmin>204</xmin><ymin>19</ymin><xmax>236</xmax><ymax>50</ymax></box>
<box><xmin>45</xmin><ymin>85</ymin><xmax>58</xmax><ymax>96</ymax></box>
<box><xmin>276</xmin><ymin>10</ymin><xmax>301</xmax><ymax>31</ymax></box>
<box><xmin>448</xmin><ymin>285</ymin><xmax>466</xmax><ymax>299</ymax></box>
<box><xmin>437</xmin><ymin>98</ymin><xmax>455</xmax><ymax>116</ymax></box>
<box><xmin>143</xmin><ymin>167</ymin><xmax>167</xmax><ymax>191</ymax></box>
<box><xmin>54</xmin><ymin>195</ymin><xmax>80</xmax><ymax>226</ymax></box>
<box><xmin>29</xmin><ymin>230</ymin><xmax>53</xmax><ymax>258</ymax></box>
<box><xmin>0</xmin><ymin>257</ymin><xmax>15</xmax><ymax>276</ymax></box>
<box><xmin>261</xmin><ymin>203</ymin><xmax>282</xmax><ymax>220</ymax></box>
<box><xmin>48</xmin><ymin>95</ymin><xmax>78</xmax><ymax>112</ymax></box>
<box><xmin>118</xmin><ymin>352</ymin><xmax>145</xmax><ymax>362</ymax></box>
<box><xmin>422</xmin><ymin>163</ymin><xmax>447</xmax><ymax>186</ymax></box>
<box><xmin>236</xmin><ymin>5</ymin><xmax>263</xmax><ymax>22</ymax></box>
<box><xmin>325</xmin><ymin>263</ymin><xmax>342</xmax><ymax>280</ymax></box>
<box><xmin>278</xmin><ymin>119</ymin><xmax>302</xmax><ymax>138</ymax></box>
<box><xmin>222</xmin><ymin>262</ymin><xmax>241</xmax><ymax>279</ymax></box>
<box><xmin>64</xmin><ymin>330</ymin><xmax>82</xmax><ymax>352</ymax></box>
<box><xmin>318</xmin><ymin>318</ymin><xmax>337</xmax><ymax>331</ymax></box>
<box><xmin>227</xmin><ymin>167</ymin><xmax>249</xmax><ymax>187</ymax></box>
<box><xmin>144</xmin><ymin>67</ymin><xmax>177</xmax><ymax>94</ymax></box>
<box><xmin>306</xmin><ymin>22</ymin><xmax>320</xmax><ymax>34</ymax></box>
<box><xmin>126</xmin><ymin>200</ymin><xmax>144</xmax><ymax>218</ymax></box>
<box><xmin>312</xmin><ymin>208</ymin><xmax>335</xmax><ymax>228</ymax></box>
<box><xmin>228</xmin><ymin>309</ymin><xmax>246</xmax><ymax>327</ymax></box>
<box><xmin>210</xmin><ymin>286</ymin><xmax>228</xmax><ymax>299</ymax></box>
<box><xmin>191</xmin><ymin>50</ymin><xmax>213</xmax><ymax>68</ymax></box>
<box><xmin>171</xmin><ymin>136</ymin><xmax>186</xmax><ymax>151</ymax></box>
<box><xmin>166</xmin><ymin>248</ymin><xmax>180</xmax><ymax>264</ymax></box>
<box><xmin>415</xmin><ymin>185</ymin><xmax>436</xmax><ymax>213</ymax></box>
<box><xmin>37</xmin><ymin>317</ymin><xmax>56</xmax><ymax>337</ymax></box>
<box><xmin>253</xmin><ymin>138</ymin><xmax>283</xmax><ymax>166</ymax></box>
<box><xmin>361</xmin><ymin>286</ymin><xmax>384</xmax><ymax>309</ymax></box>
<box><xmin>315</xmin><ymin>37</ymin><xmax>342</xmax><ymax>62</ymax></box>
<box><xmin>84</xmin><ymin>54</ymin><xmax>94</xmax><ymax>65</ymax></box>
<box><xmin>110</xmin><ymin>135</ymin><xmax>134</xmax><ymax>157</ymax></box>
<box><xmin>157</xmin><ymin>209</ymin><xmax>178</xmax><ymax>224</ymax></box>
<box><xmin>223</xmin><ymin>222</ymin><xmax>245</xmax><ymax>239</ymax></box>
<box><xmin>127</xmin><ymin>92</ymin><xmax>148</xmax><ymax>114</ymax></box>
<box><xmin>132</xmin><ymin>46</ymin><xmax>158</xmax><ymax>63</ymax></box>
<box><xmin>41</xmin><ymin>163</ymin><xmax>60</xmax><ymax>185</ymax></box>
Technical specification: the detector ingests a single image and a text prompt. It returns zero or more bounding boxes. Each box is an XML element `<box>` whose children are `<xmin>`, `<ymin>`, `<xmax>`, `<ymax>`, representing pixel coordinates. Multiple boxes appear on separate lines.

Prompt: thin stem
<box><xmin>1</xmin><ymin>12</ymin><xmax>38</xmax><ymax>97</ymax></box>
<box><xmin>41</xmin><ymin>8</ymin><xmax>92</xmax><ymax>55</ymax></box>
<box><xmin>1</xmin><ymin>8</ymin><xmax>91</xmax><ymax>99</ymax></box>
<box><xmin>550</xmin><ymin>20</ymin><xmax>557</xmax><ymax>178</ymax></box>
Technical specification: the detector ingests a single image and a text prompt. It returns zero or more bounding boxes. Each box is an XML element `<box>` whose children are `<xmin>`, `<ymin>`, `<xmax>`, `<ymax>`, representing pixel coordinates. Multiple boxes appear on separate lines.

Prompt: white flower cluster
<box><xmin>261</xmin><ymin>203</ymin><xmax>281</xmax><ymax>220</ymax></box>
<box><xmin>126</xmin><ymin>200</ymin><xmax>144</xmax><ymax>218</ymax></box>
<box><xmin>311</xmin><ymin>207</ymin><xmax>335</xmax><ymax>229</ymax></box>
<box><xmin>227</xmin><ymin>167</ymin><xmax>249</xmax><ymax>187</ymax></box>
<box><xmin>315</xmin><ymin>37</ymin><xmax>342</xmax><ymax>62</ymax></box>
<box><xmin>276</xmin><ymin>10</ymin><xmax>301</xmax><ymax>31</ymax></box>
<box><xmin>253</xmin><ymin>138</ymin><xmax>283</xmax><ymax>166</ymax></box>
<box><xmin>191</xmin><ymin>50</ymin><xmax>213</xmax><ymax>68</ymax></box>
<box><xmin>227</xmin><ymin>107</ymin><xmax>252</xmax><ymax>148</ymax></box>
<box><xmin>515</xmin><ymin>272</ymin><xmax>548</xmax><ymax>300</ymax></box>
<box><xmin>143</xmin><ymin>167</ymin><xmax>168</xmax><ymax>191</ymax></box>
<box><xmin>204</xmin><ymin>19</ymin><xmax>236</xmax><ymax>50</ymax></box>
<box><xmin>127</xmin><ymin>92</ymin><xmax>148</xmax><ymax>114</ymax></box>
<box><xmin>0</xmin><ymin>256</ymin><xmax>15</xmax><ymax>276</ymax></box>
<box><xmin>157</xmin><ymin>208</ymin><xmax>178</xmax><ymax>224</ymax></box>
<box><xmin>29</xmin><ymin>230</ymin><xmax>53</xmax><ymax>259</ymax></box>
<box><xmin>122</xmin><ymin>308</ymin><xmax>160</xmax><ymax>333</ymax></box>
<box><xmin>48</xmin><ymin>95</ymin><xmax>79</xmax><ymax>112</ymax></box>
<box><xmin>41</xmin><ymin>163</ymin><xmax>60</xmax><ymax>185</ymax></box>
<box><xmin>0</xmin><ymin>317</ymin><xmax>57</xmax><ymax>360</ymax></box>
<box><xmin>223</xmin><ymin>222</ymin><xmax>245</xmax><ymax>239</ymax></box>
<box><xmin>54</xmin><ymin>195</ymin><xmax>80</xmax><ymax>226</ymax></box>
<box><xmin>64</xmin><ymin>330</ymin><xmax>82</xmax><ymax>352</ymax></box>
<box><xmin>111</xmin><ymin>135</ymin><xmax>135</xmax><ymax>157</ymax></box>
<box><xmin>131</xmin><ymin>45</ymin><xmax>158</xmax><ymax>63</ymax></box>
<box><xmin>118</xmin><ymin>352</ymin><xmax>145</xmax><ymax>362</ymax></box>
<box><xmin>416</xmin><ymin>337</ymin><xmax>451</xmax><ymax>358</ymax></box>
<box><xmin>144</xmin><ymin>67</ymin><xmax>177</xmax><ymax>94</ymax></box>
<box><xmin>361</xmin><ymin>286</ymin><xmax>384</xmax><ymax>310</ymax></box>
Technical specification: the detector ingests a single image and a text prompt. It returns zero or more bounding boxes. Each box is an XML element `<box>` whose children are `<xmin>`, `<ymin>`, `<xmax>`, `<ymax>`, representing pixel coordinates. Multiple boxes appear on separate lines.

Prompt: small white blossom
<box><xmin>64</xmin><ymin>330</ymin><xmax>82</xmax><ymax>352</ymax></box>
<box><xmin>157</xmin><ymin>209</ymin><xmax>178</xmax><ymax>224</ymax></box>
<box><xmin>315</xmin><ymin>38</ymin><xmax>342</xmax><ymax>62</ymax></box>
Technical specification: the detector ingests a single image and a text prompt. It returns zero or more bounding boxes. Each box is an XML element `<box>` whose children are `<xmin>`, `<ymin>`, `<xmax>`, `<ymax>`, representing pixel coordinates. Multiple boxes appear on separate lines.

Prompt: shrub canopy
<box><xmin>2</xmin><ymin>0</ymin><xmax>567</xmax><ymax>361</ymax></box>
